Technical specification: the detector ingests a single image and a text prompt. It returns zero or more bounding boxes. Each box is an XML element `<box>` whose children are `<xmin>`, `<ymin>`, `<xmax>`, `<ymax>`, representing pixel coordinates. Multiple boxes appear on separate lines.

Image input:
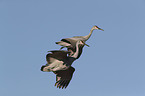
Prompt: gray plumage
<box><xmin>41</xmin><ymin>40</ymin><xmax>86</xmax><ymax>89</ymax></box>
<box><xmin>56</xmin><ymin>25</ymin><xmax>104</xmax><ymax>50</ymax></box>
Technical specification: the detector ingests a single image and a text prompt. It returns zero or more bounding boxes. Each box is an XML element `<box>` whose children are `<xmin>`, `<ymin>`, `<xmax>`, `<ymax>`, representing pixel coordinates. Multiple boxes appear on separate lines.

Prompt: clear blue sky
<box><xmin>1</xmin><ymin>0</ymin><xmax>145</xmax><ymax>96</ymax></box>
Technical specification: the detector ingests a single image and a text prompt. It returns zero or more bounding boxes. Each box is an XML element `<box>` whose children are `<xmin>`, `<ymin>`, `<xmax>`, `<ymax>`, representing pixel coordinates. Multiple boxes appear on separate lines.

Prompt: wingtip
<box><xmin>40</xmin><ymin>65</ymin><xmax>46</xmax><ymax>71</ymax></box>
<box><xmin>55</xmin><ymin>42</ymin><xmax>59</xmax><ymax>44</ymax></box>
<box><xmin>55</xmin><ymin>82</ymin><xmax>67</xmax><ymax>89</ymax></box>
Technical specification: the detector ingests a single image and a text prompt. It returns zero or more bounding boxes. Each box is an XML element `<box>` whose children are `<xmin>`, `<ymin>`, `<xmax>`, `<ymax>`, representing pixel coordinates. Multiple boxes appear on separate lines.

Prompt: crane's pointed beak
<box><xmin>81</xmin><ymin>40</ymin><xmax>90</xmax><ymax>47</ymax></box>
<box><xmin>84</xmin><ymin>43</ymin><xmax>90</xmax><ymax>47</ymax></box>
<box><xmin>98</xmin><ymin>28</ymin><xmax>104</xmax><ymax>31</ymax></box>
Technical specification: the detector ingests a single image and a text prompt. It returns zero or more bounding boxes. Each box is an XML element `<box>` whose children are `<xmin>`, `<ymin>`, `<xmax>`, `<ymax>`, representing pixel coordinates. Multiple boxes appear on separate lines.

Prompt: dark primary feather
<box><xmin>61</xmin><ymin>39</ymin><xmax>71</xmax><ymax>44</ymax></box>
<box><xmin>61</xmin><ymin>38</ymin><xmax>77</xmax><ymax>48</ymax></box>
<box><xmin>53</xmin><ymin>66</ymin><xmax>75</xmax><ymax>89</ymax></box>
<box><xmin>46</xmin><ymin>50</ymin><xmax>70</xmax><ymax>63</ymax></box>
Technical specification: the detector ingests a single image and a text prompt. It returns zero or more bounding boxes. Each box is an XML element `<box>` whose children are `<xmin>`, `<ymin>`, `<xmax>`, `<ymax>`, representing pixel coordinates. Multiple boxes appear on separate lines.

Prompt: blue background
<box><xmin>1</xmin><ymin>0</ymin><xmax>145</xmax><ymax>96</ymax></box>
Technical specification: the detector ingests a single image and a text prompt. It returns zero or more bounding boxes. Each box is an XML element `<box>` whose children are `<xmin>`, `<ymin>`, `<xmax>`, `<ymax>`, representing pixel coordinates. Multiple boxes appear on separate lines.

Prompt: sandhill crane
<box><xmin>41</xmin><ymin>40</ymin><xmax>87</xmax><ymax>89</ymax></box>
<box><xmin>56</xmin><ymin>25</ymin><xmax>104</xmax><ymax>50</ymax></box>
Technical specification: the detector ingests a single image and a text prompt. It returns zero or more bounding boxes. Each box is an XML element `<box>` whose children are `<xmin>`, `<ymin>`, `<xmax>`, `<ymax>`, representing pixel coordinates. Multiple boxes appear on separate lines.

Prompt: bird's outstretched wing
<box><xmin>55</xmin><ymin>39</ymin><xmax>72</xmax><ymax>48</ymax></box>
<box><xmin>53</xmin><ymin>66</ymin><xmax>75</xmax><ymax>89</ymax></box>
<box><xmin>46</xmin><ymin>50</ymin><xmax>70</xmax><ymax>63</ymax></box>
<box><xmin>61</xmin><ymin>38</ymin><xmax>78</xmax><ymax>47</ymax></box>
<box><xmin>56</xmin><ymin>38</ymin><xmax>77</xmax><ymax>49</ymax></box>
<box><xmin>48</xmin><ymin>50</ymin><xmax>70</xmax><ymax>54</ymax></box>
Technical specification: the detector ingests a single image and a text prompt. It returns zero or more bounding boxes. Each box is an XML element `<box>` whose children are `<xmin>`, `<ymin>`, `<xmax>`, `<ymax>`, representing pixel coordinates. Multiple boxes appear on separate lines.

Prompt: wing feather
<box><xmin>53</xmin><ymin>66</ymin><xmax>75</xmax><ymax>89</ymax></box>
<box><xmin>46</xmin><ymin>50</ymin><xmax>70</xmax><ymax>63</ymax></box>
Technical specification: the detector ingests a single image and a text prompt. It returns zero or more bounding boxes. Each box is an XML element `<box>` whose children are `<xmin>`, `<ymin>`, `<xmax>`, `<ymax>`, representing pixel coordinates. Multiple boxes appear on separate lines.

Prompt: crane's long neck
<box><xmin>76</xmin><ymin>46</ymin><xmax>83</xmax><ymax>59</ymax></box>
<box><xmin>71</xmin><ymin>42</ymin><xmax>80</xmax><ymax>59</ymax></box>
<box><xmin>83</xmin><ymin>28</ymin><xmax>94</xmax><ymax>41</ymax></box>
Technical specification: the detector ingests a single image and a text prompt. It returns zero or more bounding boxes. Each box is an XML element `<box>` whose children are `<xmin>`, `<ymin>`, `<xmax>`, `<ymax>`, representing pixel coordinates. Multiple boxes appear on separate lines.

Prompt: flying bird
<box><xmin>56</xmin><ymin>25</ymin><xmax>104</xmax><ymax>50</ymax></box>
<box><xmin>41</xmin><ymin>40</ymin><xmax>87</xmax><ymax>89</ymax></box>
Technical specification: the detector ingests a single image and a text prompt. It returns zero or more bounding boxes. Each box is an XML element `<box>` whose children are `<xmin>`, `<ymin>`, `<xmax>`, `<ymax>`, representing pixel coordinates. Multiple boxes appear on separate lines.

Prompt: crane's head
<box><xmin>93</xmin><ymin>25</ymin><xmax>104</xmax><ymax>31</ymax></box>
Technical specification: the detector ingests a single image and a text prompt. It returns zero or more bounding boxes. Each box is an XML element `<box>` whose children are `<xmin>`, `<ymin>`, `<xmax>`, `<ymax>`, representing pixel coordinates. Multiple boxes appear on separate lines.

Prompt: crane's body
<box><xmin>56</xmin><ymin>25</ymin><xmax>104</xmax><ymax>50</ymax></box>
<box><xmin>42</xmin><ymin>50</ymin><xmax>76</xmax><ymax>72</ymax></box>
<box><xmin>41</xmin><ymin>40</ymin><xmax>86</xmax><ymax>89</ymax></box>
